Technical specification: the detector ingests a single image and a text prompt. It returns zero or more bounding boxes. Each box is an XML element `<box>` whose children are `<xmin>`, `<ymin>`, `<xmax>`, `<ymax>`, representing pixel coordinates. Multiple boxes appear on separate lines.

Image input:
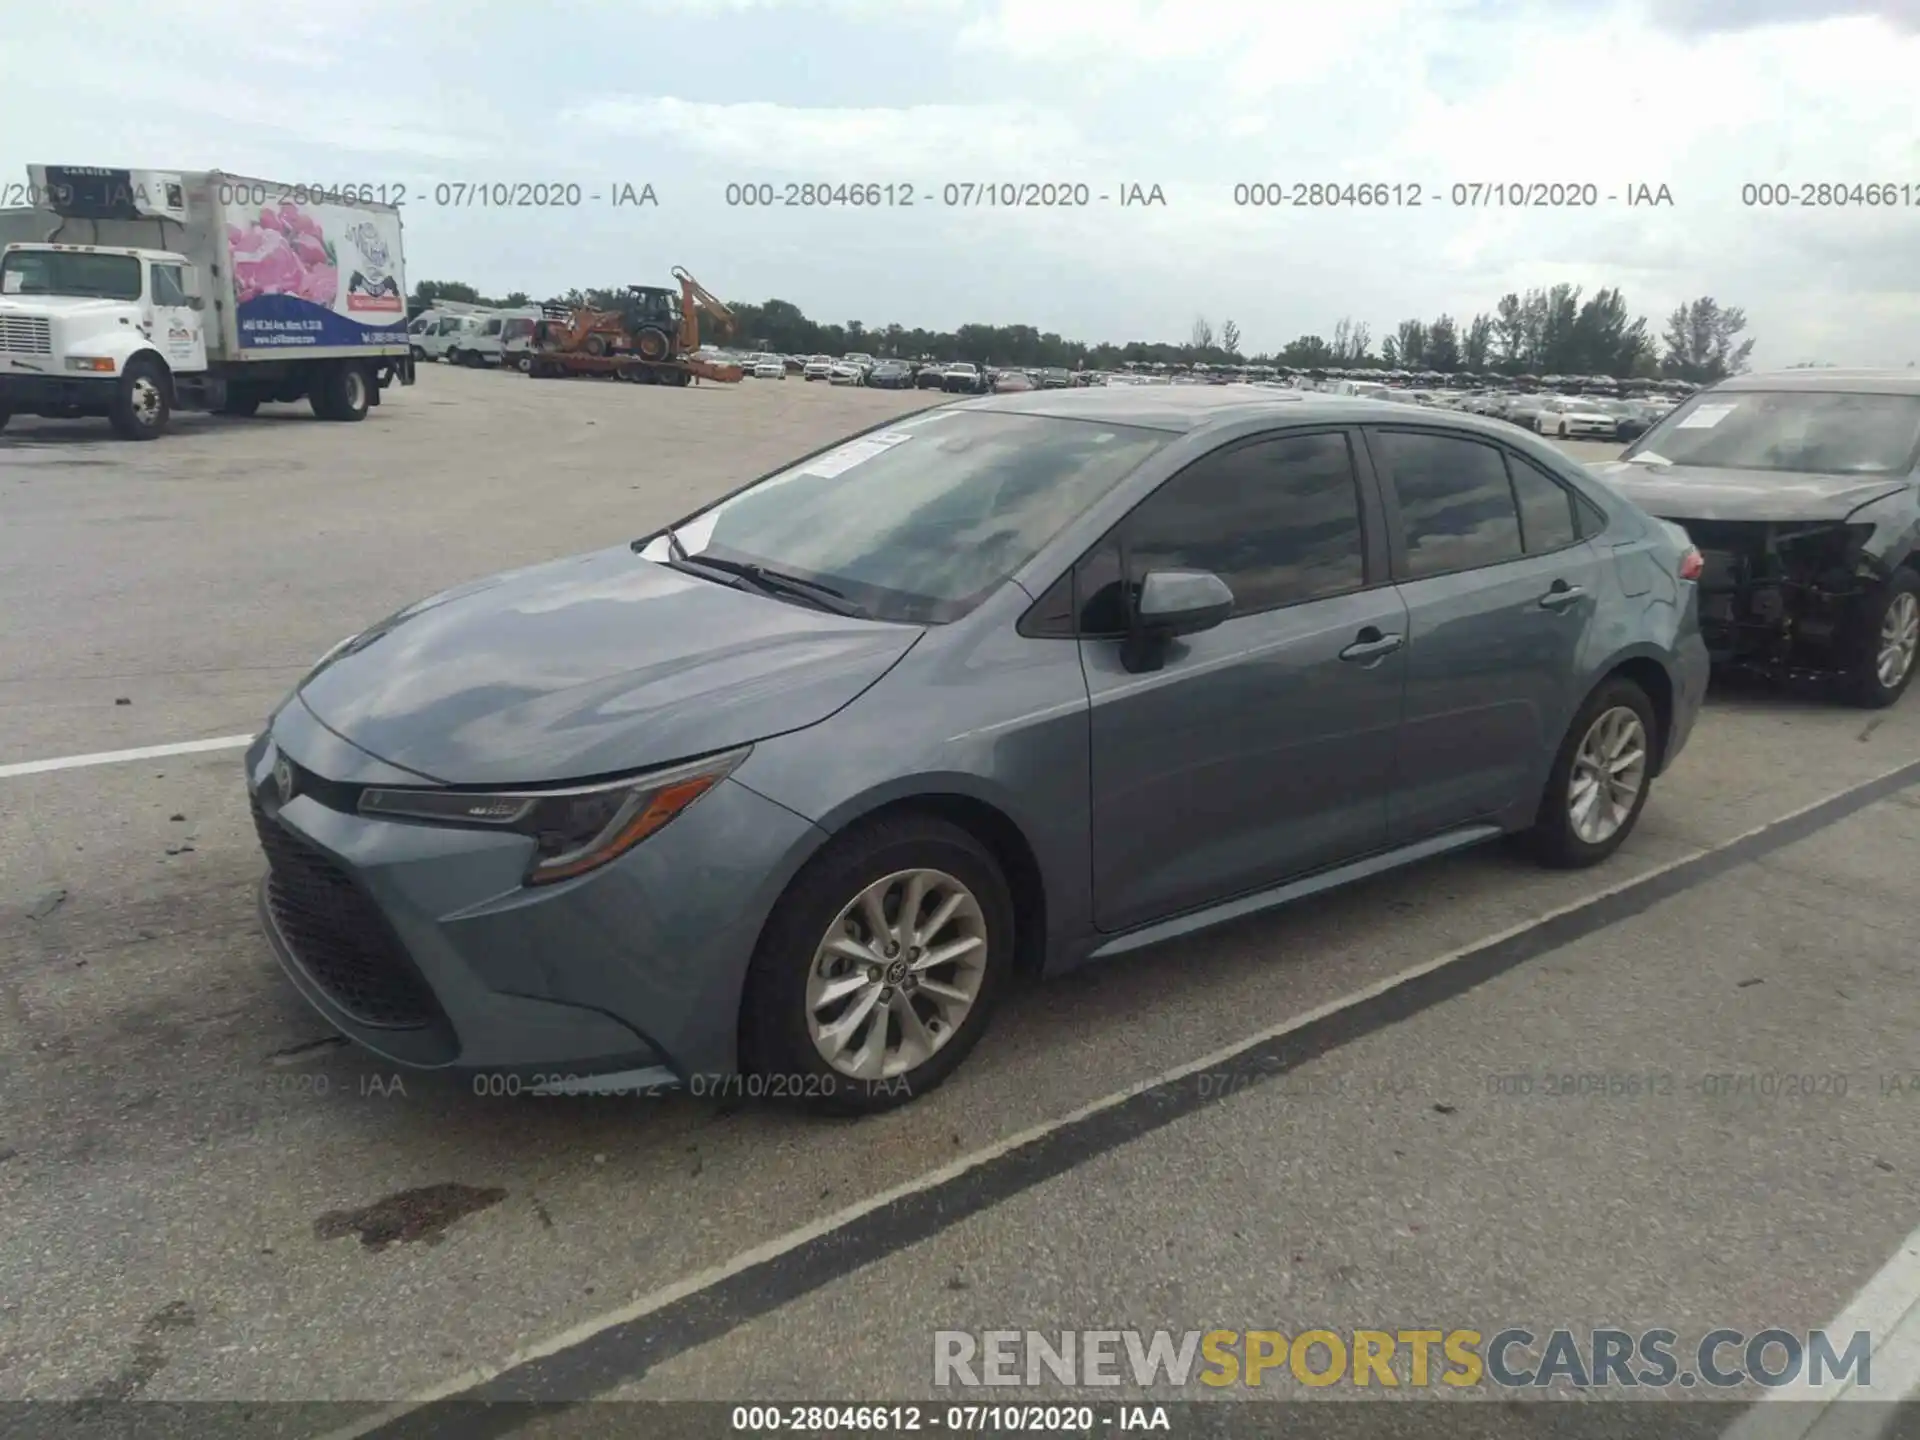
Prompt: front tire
<box><xmin>1843</xmin><ymin>570</ymin><xmax>1920</xmax><ymax>709</ymax></box>
<box><xmin>740</xmin><ymin>814</ymin><xmax>1014</xmax><ymax>1114</ymax></box>
<box><xmin>109</xmin><ymin>357</ymin><xmax>170</xmax><ymax>440</ymax></box>
<box><xmin>1527</xmin><ymin>676</ymin><xmax>1658</xmax><ymax>869</ymax></box>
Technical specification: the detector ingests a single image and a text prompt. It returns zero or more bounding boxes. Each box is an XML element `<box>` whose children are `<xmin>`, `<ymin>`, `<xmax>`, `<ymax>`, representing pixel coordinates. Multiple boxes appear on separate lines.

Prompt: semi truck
<box><xmin>0</xmin><ymin>165</ymin><xmax>413</xmax><ymax>440</ymax></box>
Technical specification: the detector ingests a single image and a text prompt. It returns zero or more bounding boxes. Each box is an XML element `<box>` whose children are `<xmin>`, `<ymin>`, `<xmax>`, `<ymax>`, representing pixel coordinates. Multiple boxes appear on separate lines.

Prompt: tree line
<box><xmin>409</xmin><ymin>279</ymin><xmax>1759</xmax><ymax>384</ymax></box>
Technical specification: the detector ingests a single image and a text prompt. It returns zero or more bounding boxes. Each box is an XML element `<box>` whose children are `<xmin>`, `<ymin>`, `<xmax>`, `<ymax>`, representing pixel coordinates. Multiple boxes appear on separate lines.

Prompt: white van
<box><xmin>470</xmin><ymin>307</ymin><xmax>547</xmax><ymax>369</ymax></box>
<box><xmin>425</xmin><ymin>313</ymin><xmax>487</xmax><ymax>365</ymax></box>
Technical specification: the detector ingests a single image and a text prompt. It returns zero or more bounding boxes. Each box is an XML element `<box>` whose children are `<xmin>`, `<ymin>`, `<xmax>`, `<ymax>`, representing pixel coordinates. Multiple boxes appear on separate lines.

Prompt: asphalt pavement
<box><xmin>3</xmin><ymin>370</ymin><xmax>1916</xmax><ymax>1439</ymax></box>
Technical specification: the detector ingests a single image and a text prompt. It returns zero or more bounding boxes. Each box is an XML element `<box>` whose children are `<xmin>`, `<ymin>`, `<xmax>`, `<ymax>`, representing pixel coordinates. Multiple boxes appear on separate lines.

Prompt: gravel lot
<box><xmin>3</xmin><ymin>367</ymin><xmax>1917</xmax><ymax>1429</ymax></box>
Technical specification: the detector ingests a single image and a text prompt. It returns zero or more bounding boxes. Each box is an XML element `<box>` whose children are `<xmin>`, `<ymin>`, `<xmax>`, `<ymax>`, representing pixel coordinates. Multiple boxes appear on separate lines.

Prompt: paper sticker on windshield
<box><xmin>0</xmin><ymin>272</ymin><xmax>19</xmax><ymax>294</ymax></box>
<box><xmin>1675</xmin><ymin>403</ymin><xmax>1738</xmax><ymax>429</ymax></box>
<box><xmin>799</xmin><ymin>432</ymin><xmax>911</xmax><ymax>478</ymax></box>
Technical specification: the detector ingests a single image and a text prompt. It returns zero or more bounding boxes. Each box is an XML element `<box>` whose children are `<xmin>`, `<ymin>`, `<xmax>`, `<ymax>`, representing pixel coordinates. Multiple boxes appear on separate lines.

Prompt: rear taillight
<box><xmin>1678</xmin><ymin>546</ymin><xmax>1704</xmax><ymax>582</ymax></box>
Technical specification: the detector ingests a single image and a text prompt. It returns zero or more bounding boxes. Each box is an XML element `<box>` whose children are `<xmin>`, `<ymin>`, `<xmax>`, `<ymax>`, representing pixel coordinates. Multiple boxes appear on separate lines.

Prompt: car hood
<box><xmin>296</xmin><ymin>545</ymin><xmax>923</xmax><ymax>786</ymax></box>
<box><xmin>1589</xmin><ymin>460</ymin><xmax>1909</xmax><ymax>523</ymax></box>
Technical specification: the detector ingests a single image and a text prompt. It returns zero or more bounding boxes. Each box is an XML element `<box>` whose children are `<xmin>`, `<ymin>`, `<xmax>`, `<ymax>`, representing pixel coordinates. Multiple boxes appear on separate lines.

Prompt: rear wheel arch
<box><xmin>1602</xmin><ymin>656</ymin><xmax>1674</xmax><ymax>773</ymax></box>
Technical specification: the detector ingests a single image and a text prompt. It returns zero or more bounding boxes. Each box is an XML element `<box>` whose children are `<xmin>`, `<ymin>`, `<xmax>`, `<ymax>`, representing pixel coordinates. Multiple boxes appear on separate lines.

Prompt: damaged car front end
<box><xmin>1592</xmin><ymin>373</ymin><xmax>1920</xmax><ymax>708</ymax></box>
<box><xmin>1670</xmin><ymin>516</ymin><xmax>1881</xmax><ymax>666</ymax></box>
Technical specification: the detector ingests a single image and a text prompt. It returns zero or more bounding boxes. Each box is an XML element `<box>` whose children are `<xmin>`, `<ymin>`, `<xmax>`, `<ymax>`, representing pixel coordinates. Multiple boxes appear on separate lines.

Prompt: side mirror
<box><xmin>1135</xmin><ymin>568</ymin><xmax>1234</xmax><ymax>638</ymax></box>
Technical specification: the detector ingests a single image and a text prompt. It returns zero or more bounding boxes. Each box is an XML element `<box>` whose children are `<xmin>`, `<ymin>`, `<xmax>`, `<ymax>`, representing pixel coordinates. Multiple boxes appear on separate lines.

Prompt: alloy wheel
<box><xmin>805</xmin><ymin>868</ymin><xmax>988</xmax><ymax>1081</ymax></box>
<box><xmin>1568</xmin><ymin>705</ymin><xmax>1647</xmax><ymax>845</ymax></box>
<box><xmin>1878</xmin><ymin>591</ymin><xmax>1919</xmax><ymax>690</ymax></box>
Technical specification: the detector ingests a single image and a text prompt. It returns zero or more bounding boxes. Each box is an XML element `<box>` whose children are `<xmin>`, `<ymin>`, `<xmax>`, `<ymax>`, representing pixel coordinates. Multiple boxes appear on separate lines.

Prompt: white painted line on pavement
<box><xmin>1723</xmin><ymin>1219</ymin><xmax>1920</xmax><ymax>1440</ymax></box>
<box><xmin>0</xmin><ymin>734</ymin><xmax>255</xmax><ymax>780</ymax></box>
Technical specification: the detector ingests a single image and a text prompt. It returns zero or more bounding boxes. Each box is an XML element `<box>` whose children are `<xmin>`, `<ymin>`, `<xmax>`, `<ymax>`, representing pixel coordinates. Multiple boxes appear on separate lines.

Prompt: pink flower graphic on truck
<box><xmin>228</xmin><ymin>202</ymin><xmax>338</xmax><ymax>306</ymax></box>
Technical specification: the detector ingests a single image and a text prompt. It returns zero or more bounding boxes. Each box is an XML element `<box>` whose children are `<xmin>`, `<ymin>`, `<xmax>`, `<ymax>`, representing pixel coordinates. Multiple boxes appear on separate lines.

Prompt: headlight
<box><xmin>66</xmin><ymin>357</ymin><xmax>116</xmax><ymax>372</ymax></box>
<box><xmin>357</xmin><ymin>747</ymin><xmax>751</xmax><ymax>885</ymax></box>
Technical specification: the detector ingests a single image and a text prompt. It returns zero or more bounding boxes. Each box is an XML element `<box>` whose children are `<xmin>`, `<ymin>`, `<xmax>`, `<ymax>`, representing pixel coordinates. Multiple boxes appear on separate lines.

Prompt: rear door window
<box><xmin>1369</xmin><ymin>430</ymin><xmax>1525</xmax><ymax>578</ymax></box>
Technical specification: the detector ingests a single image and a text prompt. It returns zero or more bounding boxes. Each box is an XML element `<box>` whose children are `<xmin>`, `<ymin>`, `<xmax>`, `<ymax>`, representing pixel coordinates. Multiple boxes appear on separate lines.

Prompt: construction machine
<box><xmin>527</xmin><ymin>266</ymin><xmax>743</xmax><ymax>384</ymax></box>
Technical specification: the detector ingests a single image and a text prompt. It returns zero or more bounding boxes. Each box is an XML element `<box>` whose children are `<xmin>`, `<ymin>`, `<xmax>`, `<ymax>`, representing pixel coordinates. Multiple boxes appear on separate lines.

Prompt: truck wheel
<box><xmin>311</xmin><ymin>364</ymin><xmax>371</xmax><ymax>423</ymax></box>
<box><xmin>514</xmin><ymin>354</ymin><xmax>532</xmax><ymax>373</ymax></box>
<box><xmin>0</xmin><ymin>407</ymin><xmax>10</xmax><ymax>432</ymax></box>
<box><xmin>219</xmin><ymin>391</ymin><xmax>261</xmax><ymax>417</ymax></box>
<box><xmin>1843</xmin><ymin>570</ymin><xmax>1920</xmax><ymax>709</ymax></box>
<box><xmin>109</xmin><ymin>358</ymin><xmax>170</xmax><ymax>440</ymax></box>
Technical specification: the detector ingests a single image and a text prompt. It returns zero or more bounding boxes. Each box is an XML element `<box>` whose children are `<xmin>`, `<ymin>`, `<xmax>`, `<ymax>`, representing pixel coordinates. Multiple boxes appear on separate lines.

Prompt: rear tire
<box><xmin>1842</xmin><ymin>570</ymin><xmax>1920</xmax><ymax>709</ymax></box>
<box><xmin>1527</xmin><ymin>676</ymin><xmax>1658</xmax><ymax>869</ymax></box>
<box><xmin>740</xmin><ymin>814</ymin><xmax>1014</xmax><ymax>1114</ymax></box>
<box><xmin>109</xmin><ymin>357</ymin><xmax>169</xmax><ymax>440</ymax></box>
<box><xmin>219</xmin><ymin>390</ymin><xmax>261</xmax><ymax>417</ymax></box>
<box><xmin>0</xmin><ymin>407</ymin><xmax>10</xmax><ymax>432</ymax></box>
<box><xmin>310</xmin><ymin>364</ymin><xmax>370</xmax><ymax>422</ymax></box>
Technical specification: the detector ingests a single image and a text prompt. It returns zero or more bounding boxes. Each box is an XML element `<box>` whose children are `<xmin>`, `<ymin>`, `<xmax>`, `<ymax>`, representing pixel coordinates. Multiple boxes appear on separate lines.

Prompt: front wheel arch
<box><xmin>736</xmin><ymin>806</ymin><xmax>1021</xmax><ymax>1109</ymax></box>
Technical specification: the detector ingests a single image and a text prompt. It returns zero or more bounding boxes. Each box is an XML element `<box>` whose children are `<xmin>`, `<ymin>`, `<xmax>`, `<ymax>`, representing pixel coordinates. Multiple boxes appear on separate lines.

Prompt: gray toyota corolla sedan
<box><xmin>246</xmin><ymin>387</ymin><xmax>1708</xmax><ymax>1111</ymax></box>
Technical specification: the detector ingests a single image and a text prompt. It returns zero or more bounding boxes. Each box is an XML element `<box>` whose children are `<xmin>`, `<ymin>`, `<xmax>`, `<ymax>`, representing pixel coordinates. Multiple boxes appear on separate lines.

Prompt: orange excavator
<box><xmin>528</xmin><ymin>266</ymin><xmax>744</xmax><ymax>385</ymax></box>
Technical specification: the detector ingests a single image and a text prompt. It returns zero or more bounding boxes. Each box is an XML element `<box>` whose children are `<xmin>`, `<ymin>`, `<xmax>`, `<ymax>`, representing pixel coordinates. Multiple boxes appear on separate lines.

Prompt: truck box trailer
<box><xmin>0</xmin><ymin>165</ymin><xmax>413</xmax><ymax>439</ymax></box>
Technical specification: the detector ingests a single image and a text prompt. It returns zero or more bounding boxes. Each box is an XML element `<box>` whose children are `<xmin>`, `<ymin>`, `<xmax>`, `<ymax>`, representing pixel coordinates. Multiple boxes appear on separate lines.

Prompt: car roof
<box><xmin>1711</xmin><ymin>368</ymin><xmax>1920</xmax><ymax>395</ymax></box>
<box><xmin>957</xmin><ymin>382</ymin><xmax>1544</xmax><ymax>437</ymax></box>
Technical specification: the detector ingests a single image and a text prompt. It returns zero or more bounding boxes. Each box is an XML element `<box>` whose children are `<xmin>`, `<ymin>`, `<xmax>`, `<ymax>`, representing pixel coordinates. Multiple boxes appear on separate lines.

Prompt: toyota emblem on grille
<box><xmin>273</xmin><ymin>754</ymin><xmax>295</xmax><ymax>803</ymax></box>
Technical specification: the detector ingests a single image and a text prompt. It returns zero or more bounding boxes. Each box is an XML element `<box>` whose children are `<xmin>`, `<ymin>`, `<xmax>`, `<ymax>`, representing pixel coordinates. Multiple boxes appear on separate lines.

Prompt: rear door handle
<box><xmin>1539</xmin><ymin>582</ymin><xmax>1586</xmax><ymax>610</ymax></box>
<box><xmin>1339</xmin><ymin>628</ymin><xmax>1405</xmax><ymax>662</ymax></box>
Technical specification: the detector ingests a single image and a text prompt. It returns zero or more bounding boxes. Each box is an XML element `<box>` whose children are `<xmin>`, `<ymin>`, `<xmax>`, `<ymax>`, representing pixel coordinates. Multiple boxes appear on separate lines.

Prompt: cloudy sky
<box><xmin>3</xmin><ymin>0</ymin><xmax>1916</xmax><ymax>366</ymax></box>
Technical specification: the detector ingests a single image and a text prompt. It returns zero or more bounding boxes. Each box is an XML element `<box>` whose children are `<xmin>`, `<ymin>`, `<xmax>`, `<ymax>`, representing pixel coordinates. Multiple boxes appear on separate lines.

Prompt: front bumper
<box><xmin>0</xmin><ymin>371</ymin><xmax>116</xmax><ymax>410</ymax></box>
<box><xmin>244</xmin><ymin>708</ymin><xmax>826</xmax><ymax>1081</ymax></box>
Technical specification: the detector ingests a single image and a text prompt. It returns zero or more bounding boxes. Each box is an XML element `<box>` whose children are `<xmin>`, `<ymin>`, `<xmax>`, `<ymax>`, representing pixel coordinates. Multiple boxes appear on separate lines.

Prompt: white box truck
<box><xmin>0</xmin><ymin>165</ymin><xmax>414</xmax><ymax>439</ymax></box>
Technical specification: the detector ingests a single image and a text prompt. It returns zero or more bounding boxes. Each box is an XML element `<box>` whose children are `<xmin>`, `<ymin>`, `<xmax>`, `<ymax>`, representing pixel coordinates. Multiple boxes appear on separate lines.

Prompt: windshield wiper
<box><xmin>648</xmin><ymin>529</ymin><xmax>867</xmax><ymax>616</ymax></box>
<box><xmin>692</xmin><ymin>555</ymin><xmax>866</xmax><ymax>616</ymax></box>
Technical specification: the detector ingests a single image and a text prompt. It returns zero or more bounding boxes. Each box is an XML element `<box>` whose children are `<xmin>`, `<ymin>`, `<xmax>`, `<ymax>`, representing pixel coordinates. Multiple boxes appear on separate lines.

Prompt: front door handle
<box><xmin>1339</xmin><ymin>627</ymin><xmax>1405</xmax><ymax>662</ymax></box>
<box><xmin>1539</xmin><ymin>581</ymin><xmax>1586</xmax><ymax>610</ymax></box>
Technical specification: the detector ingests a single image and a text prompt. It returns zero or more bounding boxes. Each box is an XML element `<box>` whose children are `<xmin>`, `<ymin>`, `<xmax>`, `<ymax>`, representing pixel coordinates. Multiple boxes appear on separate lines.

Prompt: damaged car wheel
<box><xmin>1845</xmin><ymin>570</ymin><xmax>1920</xmax><ymax>709</ymax></box>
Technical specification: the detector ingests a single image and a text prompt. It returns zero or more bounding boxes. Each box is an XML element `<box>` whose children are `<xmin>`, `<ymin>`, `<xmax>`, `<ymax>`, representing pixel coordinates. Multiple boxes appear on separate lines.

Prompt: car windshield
<box><xmin>0</xmin><ymin>248</ymin><xmax>142</xmax><ymax>300</ymax></box>
<box><xmin>1624</xmin><ymin>390</ymin><xmax>1920</xmax><ymax>475</ymax></box>
<box><xmin>636</xmin><ymin>410</ymin><xmax>1172</xmax><ymax>624</ymax></box>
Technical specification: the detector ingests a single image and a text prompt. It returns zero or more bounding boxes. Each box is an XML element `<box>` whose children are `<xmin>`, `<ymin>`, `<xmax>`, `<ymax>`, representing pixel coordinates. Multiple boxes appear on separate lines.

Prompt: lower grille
<box><xmin>251</xmin><ymin>793</ymin><xmax>442</xmax><ymax>1029</ymax></box>
<box><xmin>0</xmin><ymin>315</ymin><xmax>53</xmax><ymax>355</ymax></box>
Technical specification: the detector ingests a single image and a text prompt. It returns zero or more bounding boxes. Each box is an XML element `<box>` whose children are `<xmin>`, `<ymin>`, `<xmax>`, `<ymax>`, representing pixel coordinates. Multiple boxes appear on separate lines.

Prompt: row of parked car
<box><xmin>1297</xmin><ymin>381</ymin><xmax>1682</xmax><ymax>443</ymax></box>
<box><xmin>735</xmin><ymin>352</ymin><xmax>1008</xmax><ymax>393</ymax></box>
<box><xmin>727</xmin><ymin>348</ymin><xmax>1697</xmax><ymax>443</ymax></box>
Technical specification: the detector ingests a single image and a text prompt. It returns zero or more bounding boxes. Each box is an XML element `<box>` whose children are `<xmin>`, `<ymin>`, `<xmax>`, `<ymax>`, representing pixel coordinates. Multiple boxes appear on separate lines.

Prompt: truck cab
<box><xmin>0</xmin><ymin>242</ymin><xmax>207</xmax><ymax>437</ymax></box>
